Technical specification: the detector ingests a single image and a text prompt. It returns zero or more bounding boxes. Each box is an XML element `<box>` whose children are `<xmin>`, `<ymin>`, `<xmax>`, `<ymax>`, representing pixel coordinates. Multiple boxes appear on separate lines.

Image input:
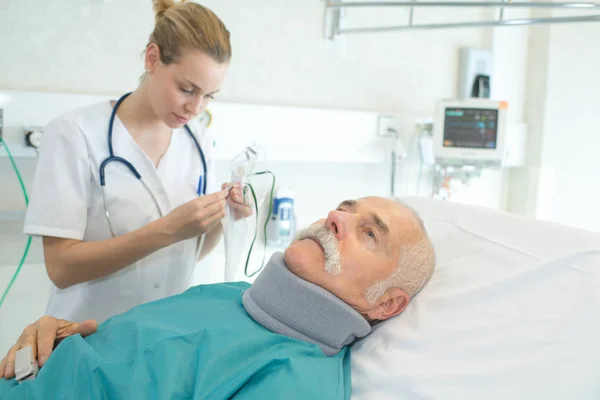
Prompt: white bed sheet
<box><xmin>351</xmin><ymin>197</ymin><xmax>600</xmax><ymax>400</ymax></box>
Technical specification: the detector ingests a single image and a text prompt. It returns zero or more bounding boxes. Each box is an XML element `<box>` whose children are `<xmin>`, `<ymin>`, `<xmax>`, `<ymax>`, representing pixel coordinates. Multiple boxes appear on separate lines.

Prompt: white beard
<box><xmin>293</xmin><ymin>224</ymin><xmax>342</xmax><ymax>275</ymax></box>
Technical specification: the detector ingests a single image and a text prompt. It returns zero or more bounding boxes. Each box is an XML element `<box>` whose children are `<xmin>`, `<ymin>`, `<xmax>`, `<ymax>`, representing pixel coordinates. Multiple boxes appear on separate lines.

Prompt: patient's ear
<box><xmin>365</xmin><ymin>288</ymin><xmax>410</xmax><ymax>322</ymax></box>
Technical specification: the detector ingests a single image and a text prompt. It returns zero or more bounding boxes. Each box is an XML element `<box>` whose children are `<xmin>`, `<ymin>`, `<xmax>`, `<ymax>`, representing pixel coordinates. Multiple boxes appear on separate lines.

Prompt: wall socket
<box><xmin>377</xmin><ymin>115</ymin><xmax>397</xmax><ymax>138</ymax></box>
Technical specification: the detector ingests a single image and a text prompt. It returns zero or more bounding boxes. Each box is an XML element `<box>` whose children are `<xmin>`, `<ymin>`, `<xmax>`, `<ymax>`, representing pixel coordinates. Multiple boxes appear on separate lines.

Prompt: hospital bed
<box><xmin>4</xmin><ymin>197</ymin><xmax>599</xmax><ymax>398</ymax></box>
<box><xmin>351</xmin><ymin>196</ymin><xmax>600</xmax><ymax>399</ymax></box>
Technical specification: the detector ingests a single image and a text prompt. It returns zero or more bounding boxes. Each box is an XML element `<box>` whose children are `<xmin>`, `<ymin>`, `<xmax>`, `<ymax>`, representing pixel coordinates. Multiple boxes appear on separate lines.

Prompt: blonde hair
<box><xmin>150</xmin><ymin>0</ymin><xmax>231</xmax><ymax>65</ymax></box>
<box><xmin>364</xmin><ymin>202</ymin><xmax>436</xmax><ymax>305</ymax></box>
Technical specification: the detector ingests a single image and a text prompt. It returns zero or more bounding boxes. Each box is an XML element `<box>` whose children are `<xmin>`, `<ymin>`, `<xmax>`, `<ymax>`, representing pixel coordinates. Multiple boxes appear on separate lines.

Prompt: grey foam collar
<box><xmin>242</xmin><ymin>252</ymin><xmax>372</xmax><ymax>356</ymax></box>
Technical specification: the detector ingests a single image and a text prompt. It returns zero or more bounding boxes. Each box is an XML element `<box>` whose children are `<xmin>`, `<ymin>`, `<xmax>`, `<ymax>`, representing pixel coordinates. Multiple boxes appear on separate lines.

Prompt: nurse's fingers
<box><xmin>198</xmin><ymin>189</ymin><xmax>229</xmax><ymax>206</ymax></box>
<box><xmin>198</xmin><ymin>204</ymin><xmax>226</xmax><ymax>230</ymax></box>
<box><xmin>227</xmin><ymin>187</ymin><xmax>246</xmax><ymax>204</ymax></box>
<box><xmin>228</xmin><ymin>198</ymin><xmax>253</xmax><ymax>219</ymax></box>
<box><xmin>198</xmin><ymin>198</ymin><xmax>226</xmax><ymax>217</ymax></box>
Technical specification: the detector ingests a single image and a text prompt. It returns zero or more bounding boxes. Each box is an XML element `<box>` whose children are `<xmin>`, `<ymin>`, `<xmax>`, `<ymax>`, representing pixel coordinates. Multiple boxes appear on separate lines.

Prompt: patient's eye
<box><xmin>181</xmin><ymin>87</ymin><xmax>194</xmax><ymax>95</ymax></box>
<box><xmin>364</xmin><ymin>228</ymin><xmax>377</xmax><ymax>242</ymax></box>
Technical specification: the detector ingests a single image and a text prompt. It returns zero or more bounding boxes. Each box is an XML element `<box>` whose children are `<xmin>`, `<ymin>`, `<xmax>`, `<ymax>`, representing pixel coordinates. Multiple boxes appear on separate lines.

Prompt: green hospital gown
<box><xmin>0</xmin><ymin>282</ymin><xmax>351</xmax><ymax>400</ymax></box>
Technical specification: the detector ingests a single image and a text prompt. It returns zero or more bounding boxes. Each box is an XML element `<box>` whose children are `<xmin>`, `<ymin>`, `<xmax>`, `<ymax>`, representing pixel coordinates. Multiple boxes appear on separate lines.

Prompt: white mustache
<box><xmin>294</xmin><ymin>224</ymin><xmax>342</xmax><ymax>275</ymax></box>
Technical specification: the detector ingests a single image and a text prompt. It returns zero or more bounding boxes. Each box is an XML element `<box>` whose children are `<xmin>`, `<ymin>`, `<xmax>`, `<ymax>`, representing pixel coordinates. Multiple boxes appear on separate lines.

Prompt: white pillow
<box><xmin>351</xmin><ymin>197</ymin><xmax>600</xmax><ymax>400</ymax></box>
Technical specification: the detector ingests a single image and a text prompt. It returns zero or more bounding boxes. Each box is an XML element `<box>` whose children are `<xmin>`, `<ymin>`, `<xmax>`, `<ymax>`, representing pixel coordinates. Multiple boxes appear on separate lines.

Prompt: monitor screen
<box><xmin>443</xmin><ymin>107</ymin><xmax>498</xmax><ymax>149</ymax></box>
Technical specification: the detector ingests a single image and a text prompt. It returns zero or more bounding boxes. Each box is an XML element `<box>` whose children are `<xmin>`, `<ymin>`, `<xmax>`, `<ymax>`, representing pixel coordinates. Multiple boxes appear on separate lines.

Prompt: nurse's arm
<box><xmin>43</xmin><ymin>222</ymin><xmax>173</xmax><ymax>289</ymax></box>
<box><xmin>43</xmin><ymin>190</ymin><xmax>228</xmax><ymax>289</ymax></box>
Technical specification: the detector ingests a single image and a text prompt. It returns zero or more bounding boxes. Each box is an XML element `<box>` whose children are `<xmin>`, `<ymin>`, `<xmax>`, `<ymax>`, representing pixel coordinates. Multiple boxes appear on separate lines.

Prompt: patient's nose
<box><xmin>326</xmin><ymin>210</ymin><xmax>350</xmax><ymax>240</ymax></box>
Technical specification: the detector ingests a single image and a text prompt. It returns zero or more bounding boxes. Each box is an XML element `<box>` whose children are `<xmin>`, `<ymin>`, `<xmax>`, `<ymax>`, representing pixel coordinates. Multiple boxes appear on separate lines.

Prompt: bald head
<box><xmin>285</xmin><ymin>196</ymin><xmax>436</xmax><ymax>324</ymax></box>
<box><xmin>364</xmin><ymin>199</ymin><xmax>436</xmax><ymax>305</ymax></box>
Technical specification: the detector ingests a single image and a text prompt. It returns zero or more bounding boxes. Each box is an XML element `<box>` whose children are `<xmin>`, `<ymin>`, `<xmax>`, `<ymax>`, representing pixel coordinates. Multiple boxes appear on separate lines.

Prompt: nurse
<box><xmin>23</xmin><ymin>0</ymin><xmax>250</xmax><ymax>324</ymax></box>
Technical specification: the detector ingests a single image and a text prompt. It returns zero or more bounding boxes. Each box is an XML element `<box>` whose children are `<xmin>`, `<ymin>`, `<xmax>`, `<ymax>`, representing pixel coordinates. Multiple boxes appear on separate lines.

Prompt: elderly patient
<box><xmin>0</xmin><ymin>196</ymin><xmax>435</xmax><ymax>399</ymax></box>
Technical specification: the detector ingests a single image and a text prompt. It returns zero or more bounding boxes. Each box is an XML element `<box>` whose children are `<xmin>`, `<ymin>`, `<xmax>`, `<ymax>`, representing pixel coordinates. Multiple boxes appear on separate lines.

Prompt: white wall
<box><xmin>504</xmin><ymin>7</ymin><xmax>600</xmax><ymax>232</ymax></box>
<box><xmin>0</xmin><ymin>0</ymin><xmax>486</xmax><ymax>112</ymax></box>
<box><xmin>504</xmin><ymin>17</ymin><xmax>552</xmax><ymax>218</ymax></box>
<box><xmin>536</xmin><ymin>17</ymin><xmax>600</xmax><ymax>231</ymax></box>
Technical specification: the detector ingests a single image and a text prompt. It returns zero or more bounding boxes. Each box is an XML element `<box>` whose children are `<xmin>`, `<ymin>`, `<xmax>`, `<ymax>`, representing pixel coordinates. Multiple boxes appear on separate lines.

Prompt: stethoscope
<box><xmin>100</xmin><ymin>92</ymin><xmax>207</xmax><ymax>237</ymax></box>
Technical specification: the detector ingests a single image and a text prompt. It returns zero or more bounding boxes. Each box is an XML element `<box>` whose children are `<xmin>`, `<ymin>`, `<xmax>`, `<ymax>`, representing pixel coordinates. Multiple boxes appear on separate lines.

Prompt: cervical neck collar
<box><xmin>242</xmin><ymin>252</ymin><xmax>372</xmax><ymax>356</ymax></box>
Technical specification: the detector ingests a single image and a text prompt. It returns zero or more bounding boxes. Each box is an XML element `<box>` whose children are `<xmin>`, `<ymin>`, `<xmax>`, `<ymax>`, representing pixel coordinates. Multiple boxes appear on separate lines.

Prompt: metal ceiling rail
<box><xmin>326</xmin><ymin>1</ymin><xmax>600</xmax><ymax>9</ymax></box>
<box><xmin>323</xmin><ymin>0</ymin><xmax>600</xmax><ymax>39</ymax></box>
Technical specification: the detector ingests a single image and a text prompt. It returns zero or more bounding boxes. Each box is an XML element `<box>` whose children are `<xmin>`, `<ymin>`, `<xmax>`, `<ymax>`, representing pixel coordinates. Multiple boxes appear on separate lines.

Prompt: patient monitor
<box><xmin>428</xmin><ymin>98</ymin><xmax>524</xmax><ymax>200</ymax></box>
<box><xmin>433</xmin><ymin>98</ymin><xmax>508</xmax><ymax>166</ymax></box>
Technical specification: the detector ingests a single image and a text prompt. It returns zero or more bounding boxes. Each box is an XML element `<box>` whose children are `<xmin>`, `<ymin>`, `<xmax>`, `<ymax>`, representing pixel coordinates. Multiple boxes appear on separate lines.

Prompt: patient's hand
<box><xmin>0</xmin><ymin>316</ymin><xmax>97</xmax><ymax>379</ymax></box>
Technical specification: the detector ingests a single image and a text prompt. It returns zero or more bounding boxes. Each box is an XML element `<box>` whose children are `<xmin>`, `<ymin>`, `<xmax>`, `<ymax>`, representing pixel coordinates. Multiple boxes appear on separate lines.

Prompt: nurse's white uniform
<box><xmin>23</xmin><ymin>101</ymin><xmax>217</xmax><ymax>323</ymax></box>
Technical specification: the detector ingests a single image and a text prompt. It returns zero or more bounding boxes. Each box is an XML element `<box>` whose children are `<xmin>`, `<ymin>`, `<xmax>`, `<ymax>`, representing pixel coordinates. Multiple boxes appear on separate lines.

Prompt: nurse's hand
<box><xmin>0</xmin><ymin>317</ymin><xmax>97</xmax><ymax>379</ymax></box>
<box><xmin>222</xmin><ymin>182</ymin><xmax>253</xmax><ymax>220</ymax></box>
<box><xmin>162</xmin><ymin>189</ymin><xmax>229</xmax><ymax>243</ymax></box>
